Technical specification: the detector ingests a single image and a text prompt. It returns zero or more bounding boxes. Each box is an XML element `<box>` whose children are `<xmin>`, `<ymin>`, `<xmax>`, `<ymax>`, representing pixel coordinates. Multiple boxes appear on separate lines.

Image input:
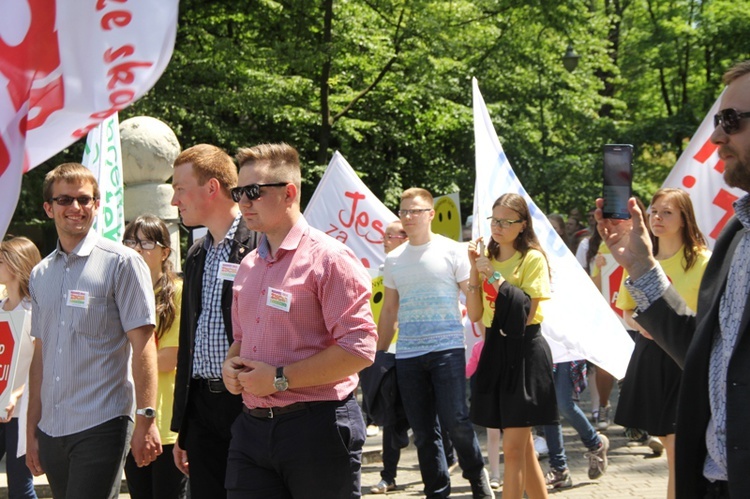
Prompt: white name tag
<box><xmin>67</xmin><ymin>290</ymin><xmax>90</xmax><ymax>308</ymax></box>
<box><xmin>217</xmin><ymin>262</ymin><xmax>240</xmax><ymax>281</ymax></box>
<box><xmin>267</xmin><ymin>287</ymin><xmax>292</xmax><ymax>313</ymax></box>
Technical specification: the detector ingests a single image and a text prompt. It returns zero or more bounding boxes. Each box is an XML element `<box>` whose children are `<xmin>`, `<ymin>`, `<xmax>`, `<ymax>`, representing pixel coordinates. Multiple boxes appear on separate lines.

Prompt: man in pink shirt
<box><xmin>222</xmin><ymin>143</ymin><xmax>377</xmax><ymax>498</ymax></box>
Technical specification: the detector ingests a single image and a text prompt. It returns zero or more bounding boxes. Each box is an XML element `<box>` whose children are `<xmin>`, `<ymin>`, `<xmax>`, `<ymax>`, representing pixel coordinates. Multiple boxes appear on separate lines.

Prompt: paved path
<box><xmin>1</xmin><ymin>385</ymin><xmax>669</xmax><ymax>498</ymax></box>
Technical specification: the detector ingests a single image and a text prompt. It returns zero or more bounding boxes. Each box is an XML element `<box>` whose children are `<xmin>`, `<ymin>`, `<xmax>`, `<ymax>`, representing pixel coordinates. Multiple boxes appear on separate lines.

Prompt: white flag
<box><xmin>0</xmin><ymin>0</ymin><xmax>178</xmax><ymax>238</ymax></box>
<box><xmin>82</xmin><ymin>113</ymin><xmax>124</xmax><ymax>242</ymax></box>
<box><xmin>472</xmin><ymin>78</ymin><xmax>633</xmax><ymax>378</ymax></box>
<box><xmin>304</xmin><ymin>151</ymin><xmax>398</xmax><ymax>270</ymax></box>
<box><xmin>659</xmin><ymin>90</ymin><xmax>743</xmax><ymax>247</ymax></box>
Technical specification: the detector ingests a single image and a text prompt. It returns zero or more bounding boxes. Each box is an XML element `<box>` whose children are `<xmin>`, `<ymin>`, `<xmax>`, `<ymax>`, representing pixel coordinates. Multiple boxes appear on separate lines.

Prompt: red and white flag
<box><xmin>660</xmin><ymin>90</ymin><xmax>744</xmax><ymax>247</ymax></box>
<box><xmin>304</xmin><ymin>151</ymin><xmax>398</xmax><ymax>271</ymax></box>
<box><xmin>0</xmin><ymin>0</ymin><xmax>179</xmax><ymax>238</ymax></box>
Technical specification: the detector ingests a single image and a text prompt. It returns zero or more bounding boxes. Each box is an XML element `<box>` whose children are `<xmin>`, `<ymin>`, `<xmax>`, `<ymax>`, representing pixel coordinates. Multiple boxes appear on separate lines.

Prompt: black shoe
<box><xmin>469</xmin><ymin>468</ymin><xmax>495</xmax><ymax>499</ymax></box>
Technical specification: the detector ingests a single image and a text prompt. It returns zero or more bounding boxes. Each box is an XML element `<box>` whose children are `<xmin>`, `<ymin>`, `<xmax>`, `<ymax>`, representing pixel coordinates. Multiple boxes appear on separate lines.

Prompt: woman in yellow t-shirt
<box><xmin>466</xmin><ymin>193</ymin><xmax>556</xmax><ymax>499</ymax></box>
<box><xmin>123</xmin><ymin>215</ymin><xmax>187</xmax><ymax>499</ymax></box>
<box><xmin>615</xmin><ymin>189</ymin><xmax>710</xmax><ymax>499</ymax></box>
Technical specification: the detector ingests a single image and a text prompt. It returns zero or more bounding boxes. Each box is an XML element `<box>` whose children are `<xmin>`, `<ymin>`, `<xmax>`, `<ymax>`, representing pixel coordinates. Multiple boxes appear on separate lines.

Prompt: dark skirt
<box><xmin>614</xmin><ymin>333</ymin><xmax>681</xmax><ymax>436</ymax></box>
<box><xmin>470</xmin><ymin>324</ymin><xmax>559</xmax><ymax>429</ymax></box>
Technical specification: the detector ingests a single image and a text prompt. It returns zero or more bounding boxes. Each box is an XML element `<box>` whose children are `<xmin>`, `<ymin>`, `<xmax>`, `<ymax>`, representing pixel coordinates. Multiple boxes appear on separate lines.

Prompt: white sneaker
<box><xmin>533</xmin><ymin>435</ymin><xmax>549</xmax><ymax>458</ymax></box>
<box><xmin>366</xmin><ymin>425</ymin><xmax>381</xmax><ymax>437</ymax></box>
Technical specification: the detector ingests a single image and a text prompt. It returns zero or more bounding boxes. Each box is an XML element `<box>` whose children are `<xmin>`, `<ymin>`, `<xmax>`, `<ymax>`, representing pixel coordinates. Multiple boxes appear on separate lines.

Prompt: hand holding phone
<box><xmin>602</xmin><ymin>144</ymin><xmax>633</xmax><ymax>219</ymax></box>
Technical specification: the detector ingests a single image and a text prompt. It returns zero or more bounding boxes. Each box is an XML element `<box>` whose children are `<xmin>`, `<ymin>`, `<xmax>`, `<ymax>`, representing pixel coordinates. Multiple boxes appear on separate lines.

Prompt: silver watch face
<box><xmin>138</xmin><ymin>408</ymin><xmax>156</xmax><ymax>418</ymax></box>
<box><xmin>274</xmin><ymin>377</ymin><xmax>288</xmax><ymax>391</ymax></box>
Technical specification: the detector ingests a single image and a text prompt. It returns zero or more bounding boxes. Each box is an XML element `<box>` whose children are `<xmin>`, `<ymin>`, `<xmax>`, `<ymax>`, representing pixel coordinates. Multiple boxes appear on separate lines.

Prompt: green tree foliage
<box><xmin>11</xmin><ymin>0</ymin><xmax>750</xmax><ymax>231</ymax></box>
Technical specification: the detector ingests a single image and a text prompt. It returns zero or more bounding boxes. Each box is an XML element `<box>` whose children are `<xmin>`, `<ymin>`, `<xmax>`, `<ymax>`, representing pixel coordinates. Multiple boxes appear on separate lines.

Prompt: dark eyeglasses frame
<box><xmin>231</xmin><ymin>182</ymin><xmax>288</xmax><ymax>202</ymax></box>
<box><xmin>123</xmin><ymin>239</ymin><xmax>166</xmax><ymax>251</ymax></box>
<box><xmin>398</xmin><ymin>208</ymin><xmax>432</xmax><ymax>217</ymax></box>
<box><xmin>714</xmin><ymin>108</ymin><xmax>750</xmax><ymax>135</ymax></box>
<box><xmin>487</xmin><ymin>217</ymin><xmax>523</xmax><ymax>228</ymax></box>
<box><xmin>49</xmin><ymin>195</ymin><xmax>98</xmax><ymax>206</ymax></box>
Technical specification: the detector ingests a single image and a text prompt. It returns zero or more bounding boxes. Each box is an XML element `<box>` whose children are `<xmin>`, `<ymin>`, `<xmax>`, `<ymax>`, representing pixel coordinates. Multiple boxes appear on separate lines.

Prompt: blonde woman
<box><xmin>0</xmin><ymin>237</ymin><xmax>41</xmax><ymax>499</ymax></box>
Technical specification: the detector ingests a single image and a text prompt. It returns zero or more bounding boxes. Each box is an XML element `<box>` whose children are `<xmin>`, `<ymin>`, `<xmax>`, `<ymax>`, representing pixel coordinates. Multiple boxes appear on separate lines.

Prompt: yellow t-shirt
<box><xmin>480</xmin><ymin>248</ymin><xmax>551</xmax><ymax>327</ymax></box>
<box><xmin>616</xmin><ymin>246</ymin><xmax>710</xmax><ymax>313</ymax></box>
<box><xmin>590</xmin><ymin>241</ymin><xmax>610</xmax><ymax>278</ymax></box>
<box><xmin>155</xmin><ymin>280</ymin><xmax>182</xmax><ymax>445</ymax></box>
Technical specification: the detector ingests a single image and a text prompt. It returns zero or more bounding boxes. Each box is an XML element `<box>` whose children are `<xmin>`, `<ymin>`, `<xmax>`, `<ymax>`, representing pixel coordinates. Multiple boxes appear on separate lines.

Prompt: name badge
<box><xmin>267</xmin><ymin>287</ymin><xmax>292</xmax><ymax>312</ymax></box>
<box><xmin>67</xmin><ymin>290</ymin><xmax>90</xmax><ymax>308</ymax></box>
<box><xmin>217</xmin><ymin>262</ymin><xmax>240</xmax><ymax>281</ymax></box>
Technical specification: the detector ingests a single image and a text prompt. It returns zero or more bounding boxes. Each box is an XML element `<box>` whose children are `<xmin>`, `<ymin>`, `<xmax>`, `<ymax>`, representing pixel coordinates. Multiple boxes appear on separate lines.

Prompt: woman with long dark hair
<box><xmin>122</xmin><ymin>216</ymin><xmax>187</xmax><ymax>499</ymax></box>
<box><xmin>466</xmin><ymin>193</ymin><xmax>557</xmax><ymax>499</ymax></box>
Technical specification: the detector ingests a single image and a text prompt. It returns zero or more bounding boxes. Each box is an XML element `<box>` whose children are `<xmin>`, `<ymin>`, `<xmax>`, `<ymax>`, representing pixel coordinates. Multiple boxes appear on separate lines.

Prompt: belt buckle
<box><xmin>267</xmin><ymin>407</ymin><xmax>274</xmax><ymax>419</ymax></box>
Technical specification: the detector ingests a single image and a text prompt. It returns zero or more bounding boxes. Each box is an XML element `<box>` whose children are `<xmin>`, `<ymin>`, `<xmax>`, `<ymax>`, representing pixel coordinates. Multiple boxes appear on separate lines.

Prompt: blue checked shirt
<box><xmin>626</xmin><ymin>194</ymin><xmax>750</xmax><ymax>482</ymax></box>
<box><xmin>192</xmin><ymin>215</ymin><xmax>241</xmax><ymax>379</ymax></box>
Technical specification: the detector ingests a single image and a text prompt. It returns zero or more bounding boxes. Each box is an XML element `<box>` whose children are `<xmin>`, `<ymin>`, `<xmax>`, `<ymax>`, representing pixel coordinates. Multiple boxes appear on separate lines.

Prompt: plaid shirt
<box><xmin>192</xmin><ymin>215</ymin><xmax>241</xmax><ymax>379</ymax></box>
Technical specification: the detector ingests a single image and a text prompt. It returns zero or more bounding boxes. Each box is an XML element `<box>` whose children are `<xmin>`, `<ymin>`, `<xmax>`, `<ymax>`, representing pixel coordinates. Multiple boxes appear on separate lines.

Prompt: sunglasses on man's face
<box><xmin>230</xmin><ymin>182</ymin><xmax>288</xmax><ymax>203</ymax></box>
<box><xmin>713</xmin><ymin>108</ymin><xmax>750</xmax><ymax>135</ymax></box>
<box><xmin>49</xmin><ymin>195</ymin><xmax>98</xmax><ymax>206</ymax></box>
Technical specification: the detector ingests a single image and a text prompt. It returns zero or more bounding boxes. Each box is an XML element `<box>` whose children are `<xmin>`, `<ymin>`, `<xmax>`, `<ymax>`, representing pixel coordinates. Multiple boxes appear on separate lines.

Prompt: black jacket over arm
<box><xmin>637</xmin><ymin>217</ymin><xmax>750</xmax><ymax>498</ymax></box>
<box><xmin>171</xmin><ymin>219</ymin><xmax>258</xmax><ymax>444</ymax></box>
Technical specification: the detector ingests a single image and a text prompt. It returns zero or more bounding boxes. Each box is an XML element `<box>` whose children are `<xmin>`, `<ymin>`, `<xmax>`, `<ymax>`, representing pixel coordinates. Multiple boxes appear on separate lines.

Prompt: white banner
<box><xmin>0</xmin><ymin>0</ymin><xmax>179</xmax><ymax>238</ymax></box>
<box><xmin>472</xmin><ymin>78</ymin><xmax>633</xmax><ymax>378</ymax></box>
<box><xmin>659</xmin><ymin>90</ymin><xmax>744</xmax><ymax>248</ymax></box>
<box><xmin>304</xmin><ymin>151</ymin><xmax>398</xmax><ymax>271</ymax></box>
<box><xmin>82</xmin><ymin>113</ymin><xmax>124</xmax><ymax>242</ymax></box>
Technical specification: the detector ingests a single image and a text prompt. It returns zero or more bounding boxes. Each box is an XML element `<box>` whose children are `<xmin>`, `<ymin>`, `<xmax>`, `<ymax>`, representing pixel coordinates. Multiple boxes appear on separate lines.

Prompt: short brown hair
<box><xmin>0</xmin><ymin>236</ymin><xmax>42</xmax><ymax>300</ymax></box>
<box><xmin>235</xmin><ymin>143</ymin><xmax>301</xmax><ymax>188</ymax></box>
<box><xmin>43</xmin><ymin>163</ymin><xmax>99</xmax><ymax>202</ymax></box>
<box><xmin>173</xmin><ymin>144</ymin><xmax>238</xmax><ymax>198</ymax></box>
<box><xmin>401</xmin><ymin>187</ymin><xmax>434</xmax><ymax>205</ymax></box>
<box><xmin>723</xmin><ymin>60</ymin><xmax>750</xmax><ymax>84</ymax></box>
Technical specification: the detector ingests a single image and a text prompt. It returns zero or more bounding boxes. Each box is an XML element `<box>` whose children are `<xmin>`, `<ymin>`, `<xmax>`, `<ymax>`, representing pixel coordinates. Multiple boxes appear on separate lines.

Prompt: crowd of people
<box><xmin>0</xmin><ymin>59</ymin><xmax>748</xmax><ymax>499</ymax></box>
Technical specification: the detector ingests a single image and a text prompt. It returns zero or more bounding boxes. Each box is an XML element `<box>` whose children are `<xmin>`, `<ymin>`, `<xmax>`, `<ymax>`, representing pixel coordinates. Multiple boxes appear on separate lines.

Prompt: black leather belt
<box><xmin>193</xmin><ymin>377</ymin><xmax>228</xmax><ymax>393</ymax></box>
<box><xmin>243</xmin><ymin>401</ymin><xmax>324</xmax><ymax>419</ymax></box>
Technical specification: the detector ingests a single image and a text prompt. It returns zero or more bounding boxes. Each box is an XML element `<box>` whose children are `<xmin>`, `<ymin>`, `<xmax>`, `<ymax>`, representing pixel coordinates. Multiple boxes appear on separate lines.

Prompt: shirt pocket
<box><xmin>71</xmin><ymin>296</ymin><xmax>108</xmax><ymax>337</ymax></box>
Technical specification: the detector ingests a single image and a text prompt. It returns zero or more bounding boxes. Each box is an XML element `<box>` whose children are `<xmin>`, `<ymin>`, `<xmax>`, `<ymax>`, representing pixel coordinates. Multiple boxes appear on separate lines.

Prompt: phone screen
<box><xmin>602</xmin><ymin>144</ymin><xmax>633</xmax><ymax>219</ymax></box>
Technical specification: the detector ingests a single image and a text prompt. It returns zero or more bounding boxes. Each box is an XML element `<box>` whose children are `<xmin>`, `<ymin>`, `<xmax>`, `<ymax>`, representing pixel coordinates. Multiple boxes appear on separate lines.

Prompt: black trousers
<box><xmin>125</xmin><ymin>443</ymin><xmax>187</xmax><ymax>499</ymax></box>
<box><xmin>38</xmin><ymin>416</ymin><xmax>132</xmax><ymax>499</ymax></box>
<box><xmin>225</xmin><ymin>395</ymin><xmax>365</xmax><ymax>499</ymax></box>
<box><xmin>183</xmin><ymin>380</ymin><xmax>242</xmax><ymax>499</ymax></box>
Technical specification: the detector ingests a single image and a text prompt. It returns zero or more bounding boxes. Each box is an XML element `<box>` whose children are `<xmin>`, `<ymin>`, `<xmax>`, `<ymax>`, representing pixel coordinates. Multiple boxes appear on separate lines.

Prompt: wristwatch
<box><xmin>274</xmin><ymin>366</ymin><xmax>289</xmax><ymax>392</ymax></box>
<box><xmin>487</xmin><ymin>271</ymin><xmax>502</xmax><ymax>284</ymax></box>
<box><xmin>136</xmin><ymin>407</ymin><xmax>157</xmax><ymax>418</ymax></box>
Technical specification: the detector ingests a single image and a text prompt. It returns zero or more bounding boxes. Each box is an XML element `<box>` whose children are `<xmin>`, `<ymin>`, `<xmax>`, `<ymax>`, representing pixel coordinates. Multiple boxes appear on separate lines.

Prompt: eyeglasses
<box><xmin>714</xmin><ymin>108</ymin><xmax>750</xmax><ymax>135</ymax></box>
<box><xmin>487</xmin><ymin>217</ymin><xmax>523</xmax><ymax>228</ymax></box>
<box><xmin>398</xmin><ymin>208</ymin><xmax>431</xmax><ymax>217</ymax></box>
<box><xmin>385</xmin><ymin>234</ymin><xmax>407</xmax><ymax>240</ymax></box>
<box><xmin>49</xmin><ymin>195</ymin><xmax>98</xmax><ymax>206</ymax></box>
<box><xmin>230</xmin><ymin>182</ymin><xmax>288</xmax><ymax>202</ymax></box>
<box><xmin>123</xmin><ymin>239</ymin><xmax>166</xmax><ymax>251</ymax></box>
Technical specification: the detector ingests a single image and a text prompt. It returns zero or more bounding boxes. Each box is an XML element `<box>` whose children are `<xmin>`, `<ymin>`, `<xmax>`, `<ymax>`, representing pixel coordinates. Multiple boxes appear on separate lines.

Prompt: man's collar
<box><xmin>54</xmin><ymin>230</ymin><xmax>99</xmax><ymax>258</ymax></box>
<box><xmin>733</xmin><ymin>193</ymin><xmax>750</xmax><ymax>229</ymax></box>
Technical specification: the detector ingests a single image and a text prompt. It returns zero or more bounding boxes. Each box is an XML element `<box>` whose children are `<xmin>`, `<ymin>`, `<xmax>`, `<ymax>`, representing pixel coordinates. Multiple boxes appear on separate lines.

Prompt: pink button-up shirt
<box><xmin>232</xmin><ymin>216</ymin><xmax>377</xmax><ymax>409</ymax></box>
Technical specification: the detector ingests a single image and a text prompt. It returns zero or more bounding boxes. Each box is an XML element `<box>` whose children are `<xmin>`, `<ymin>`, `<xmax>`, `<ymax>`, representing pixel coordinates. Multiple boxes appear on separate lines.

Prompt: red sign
<box><xmin>0</xmin><ymin>321</ymin><xmax>16</xmax><ymax>397</ymax></box>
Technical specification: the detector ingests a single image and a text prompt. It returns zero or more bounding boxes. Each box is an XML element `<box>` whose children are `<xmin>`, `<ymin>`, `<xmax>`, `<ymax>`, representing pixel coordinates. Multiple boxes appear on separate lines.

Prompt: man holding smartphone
<box><xmin>595</xmin><ymin>60</ymin><xmax>750</xmax><ymax>498</ymax></box>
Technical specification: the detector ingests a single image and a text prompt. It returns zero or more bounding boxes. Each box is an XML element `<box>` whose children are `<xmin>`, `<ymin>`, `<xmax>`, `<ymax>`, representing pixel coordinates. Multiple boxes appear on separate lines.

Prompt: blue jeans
<box><xmin>0</xmin><ymin>418</ymin><xmax>37</xmax><ymax>498</ymax></box>
<box><xmin>544</xmin><ymin>362</ymin><xmax>601</xmax><ymax>471</ymax></box>
<box><xmin>396</xmin><ymin>349</ymin><xmax>484</xmax><ymax>498</ymax></box>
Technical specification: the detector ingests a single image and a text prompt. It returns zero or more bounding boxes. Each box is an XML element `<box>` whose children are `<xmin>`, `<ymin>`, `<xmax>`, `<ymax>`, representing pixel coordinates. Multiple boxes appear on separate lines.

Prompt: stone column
<box><xmin>120</xmin><ymin>116</ymin><xmax>182</xmax><ymax>270</ymax></box>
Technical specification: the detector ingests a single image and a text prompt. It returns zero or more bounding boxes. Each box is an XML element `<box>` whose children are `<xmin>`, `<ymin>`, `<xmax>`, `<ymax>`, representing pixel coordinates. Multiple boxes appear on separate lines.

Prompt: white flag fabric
<box><xmin>0</xmin><ymin>0</ymin><xmax>179</xmax><ymax>238</ymax></box>
<box><xmin>304</xmin><ymin>151</ymin><xmax>398</xmax><ymax>271</ymax></box>
<box><xmin>82</xmin><ymin>113</ymin><xmax>124</xmax><ymax>242</ymax></box>
<box><xmin>659</xmin><ymin>90</ymin><xmax>744</xmax><ymax>248</ymax></box>
<box><xmin>472</xmin><ymin>78</ymin><xmax>633</xmax><ymax>378</ymax></box>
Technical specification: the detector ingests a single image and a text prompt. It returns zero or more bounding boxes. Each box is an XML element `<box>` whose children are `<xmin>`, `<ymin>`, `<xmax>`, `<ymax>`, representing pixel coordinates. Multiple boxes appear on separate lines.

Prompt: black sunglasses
<box><xmin>713</xmin><ymin>108</ymin><xmax>750</xmax><ymax>135</ymax></box>
<box><xmin>230</xmin><ymin>182</ymin><xmax>288</xmax><ymax>202</ymax></box>
<box><xmin>49</xmin><ymin>195</ymin><xmax>98</xmax><ymax>206</ymax></box>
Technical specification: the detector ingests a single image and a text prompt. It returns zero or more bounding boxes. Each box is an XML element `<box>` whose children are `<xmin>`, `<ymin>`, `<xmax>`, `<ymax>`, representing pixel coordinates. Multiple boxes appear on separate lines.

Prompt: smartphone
<box><xmin>602</xmin><ymin>144</ymin><xmax>633</xmax><ymax>219</ymax></box>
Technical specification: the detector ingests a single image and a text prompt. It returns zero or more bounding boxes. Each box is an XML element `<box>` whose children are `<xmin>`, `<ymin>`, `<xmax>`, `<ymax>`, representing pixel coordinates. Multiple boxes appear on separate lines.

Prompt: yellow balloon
<box><xmin>432</xmin><ymin>196</ymin><xmax>461</xmax><ymax>241</ymax></box>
